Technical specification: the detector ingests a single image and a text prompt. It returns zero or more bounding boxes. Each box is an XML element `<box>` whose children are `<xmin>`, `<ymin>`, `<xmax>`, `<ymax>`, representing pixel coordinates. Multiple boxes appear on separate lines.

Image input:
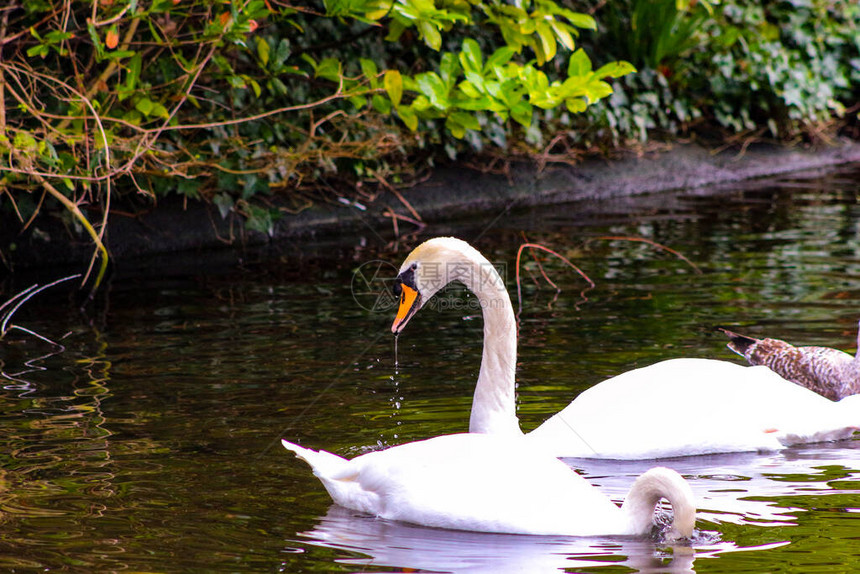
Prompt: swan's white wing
<box><xmin>528</xmin><ymin>358</ymin><xmax>858</xmax><ymax>459</ymax></box>
<box><xmin>346</xmin><ymin>434</ymin><xmax>627</xmax><ymax>535</ymax></box>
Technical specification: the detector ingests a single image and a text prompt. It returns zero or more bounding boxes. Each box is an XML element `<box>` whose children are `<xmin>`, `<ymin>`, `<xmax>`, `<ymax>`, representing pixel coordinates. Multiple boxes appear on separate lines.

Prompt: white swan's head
<box><xmin>391</xmin><ymin>237</ymin><xmax>491</xmax><ymax>334</ymax></box>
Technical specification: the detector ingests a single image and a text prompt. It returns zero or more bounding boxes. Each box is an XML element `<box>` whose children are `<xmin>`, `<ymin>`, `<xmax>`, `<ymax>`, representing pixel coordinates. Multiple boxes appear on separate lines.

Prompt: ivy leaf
<box><xmin>213</xmin><ymin>193</ymin><xmax>234</xmax><ymax>219</ymax></box>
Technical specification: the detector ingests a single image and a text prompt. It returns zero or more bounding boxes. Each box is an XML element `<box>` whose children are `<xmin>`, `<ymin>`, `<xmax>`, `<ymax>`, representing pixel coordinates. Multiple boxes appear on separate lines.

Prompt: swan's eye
<box><xmin>410</xmin><ymin>263</ymin><xmax>418</xmax><ymax>271</ymax></box>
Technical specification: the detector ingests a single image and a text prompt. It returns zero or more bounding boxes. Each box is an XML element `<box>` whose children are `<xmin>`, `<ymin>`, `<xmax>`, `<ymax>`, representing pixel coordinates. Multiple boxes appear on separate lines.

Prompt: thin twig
<box><xmin>0</xmin><ymin>274</ymin><xmax>81</xmax><ymax>345</ymax></box>
<box><xmin>515</xmin><ymin>242</ymin><xmax>595</xmax><ymax>316</ymax></box>
<box><xmin>374</xmin><ymin>171</ymin><xmax>423</xmax><ymax>222</ymax></box>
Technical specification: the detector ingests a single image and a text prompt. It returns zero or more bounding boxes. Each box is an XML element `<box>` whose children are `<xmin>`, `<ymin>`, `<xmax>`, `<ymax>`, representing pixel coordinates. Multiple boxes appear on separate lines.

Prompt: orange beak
<box><xmin>391</xmin><ymin>284</ymin><xmax>421</xmax><ymax>334</ymax></box>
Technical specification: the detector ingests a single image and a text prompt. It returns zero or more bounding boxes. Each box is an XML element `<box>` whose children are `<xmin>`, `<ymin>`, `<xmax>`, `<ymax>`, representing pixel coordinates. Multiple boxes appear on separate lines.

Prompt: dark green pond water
<box><xmin>1</xmin><ymin>163</ymin><xmax>859</xmax><ymax>572</ymax></box>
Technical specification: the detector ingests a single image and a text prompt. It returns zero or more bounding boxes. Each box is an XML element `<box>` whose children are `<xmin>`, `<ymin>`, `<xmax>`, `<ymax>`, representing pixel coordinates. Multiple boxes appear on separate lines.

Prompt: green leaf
<box><xmin>449</xmin><ymin>111</ymin><xmax>480</xmax><ymax>130</ymax></box>
<box><xmin>510</xmin><ymin>100</ymin><xmax>533</xmax><ymax>127</ymax></box>
<box><xmin>13</xmin><ymin>132</ymin><xmax>37</xmax><ymax>152</ymax></box>
<box><xmin>127</xmin><ymin>52</ymin><xmax>142</xmax><ymax>91</ymax></box>
<box><xmin>594</xmin><ymin>61</ymin><xmax>637</xmax><ymax>79</ymax></box>
<box><xmin>411</xmin><ymin>94</ymin><xmax>431</xmax><ymax>112</ymax></box>
<box><xmin>176</xmin><ymin>178</ymin><xmax>200</xmax><ymax>199</ymax></box>
<box><xmin>316</xmin><ymin>58</ymin><xmax>342</xmax><ymax>81</ymax></box>
<box><xmin>122</xmin><ymin>109</ymin><xmax>143</xmax><ymax>125</ymax></box>
<box><xmin>458</xmin><ymin>80</ymin><xmax>481</xmax><ymax>99</ymax></box>
<box><xmin>445</xmin><ymin>115</ymin><xmax>466</xmax><ymax>139</ymax></box>
<box><xmin>397</xmin><ymin>105</ymin><xmax>419</xmax><ymax>130</ymax></box>
<box><xmin>213</xmin><ymin>193</ymin><xmax>234</xmax><ymax>219</ymax></box>
<box><xmin>535</xmin><ymin>22</ymin><xmax>556</xmax><ymax>63</ymax></box>
<box><xmin>567</xmin><ymin>49</ymin><xmax>592</xmax><ymax>77</ymax></box>
<box><xmin>386</xmin><ymin>19</ymin><xmax>407</xmax><ymax>42</ymax></box>
<box><xmin>565</xmin><ymin>98</ymin><xmax>587</xmax><ymax>113</ymax></box>
<box><xmin>584</xmin><ymin>80</ymin><xmax>613</xmax><ymax>102</ymax></box>
<box><xmin>416</xmin><ymin>72</ymin><xmax>449</xmax><ymax>109</ymax></box>
<box><xmin>360</xmin><ymin>58</ymin><xmax>379</xmax><ymax>87</ymax></box>
<box><xmin>372</xmin><ymin>93</ymin><xmax>392</xmax><ymax>113</ymax></box>
<box><xmin>460</xmin><ymin>38</ymin><xmax>482</xmax><ymax>73</ymax></box>
<box><xmin>562</xmin><ymin>11</ymin><xmax>597</xmax><ymax>30</ymax></box>
<box><xmin>275</xmin><ymin>39</ymin><xmax>291</xmax><ymax>66</ymax></box>
<box><xmin>485</xmin><ymin>47</ymin><xmax>516</xmax><ymax>72</ymax></box>
<box><xmin>26</xmin><ymin>44</ymin><xmax>49</xmax><ymax>58</ymax></box>
<box><xmin>271</xmin><ymin>77</ymin><xmax>287</xmax><ymax>95</ymax></box>
<box><xmin>256</xmin><ymin>37</ymin><xmax>270</xmax><ymax>66</ymax></box>
<box><xmin>551</xmin><ymin>22</ymin><xmax>575</xmax><ymax>51</ymax></box>
<box><xmin>135</xmin><ymin>98</ymin><xmax>154</xmax><ymax>116</ymax></box>
<box><xmin>416</xmin><ymin>20</ymin><xmax>441</xmax><ymax>50</ymax></box>
<box><xmin>384</xmin><ymin>70</ymin><xmax>403</xmax><ymax>107</ymax></box>
<box><xmin>105</xmin><ymin>49</ymin><xmax>136</xmax><ymax>61</ymax></box>
<box><xmin>151</xmin><ymin>102</ymin><xmax>170</xmax><ymax>119</ymax></box>
<box><xmin>440</xmin><ymin>52</ymin><xmax>460</xmax><ymax>88</ymax></box>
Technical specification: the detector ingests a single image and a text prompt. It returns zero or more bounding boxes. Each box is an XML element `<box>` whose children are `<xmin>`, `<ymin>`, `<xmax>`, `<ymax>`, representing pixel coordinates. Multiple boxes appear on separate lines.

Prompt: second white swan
<box><xmin>390</xmin><ymin>237</ymin><xmax>860</xmax><ymax>459</ymax></box>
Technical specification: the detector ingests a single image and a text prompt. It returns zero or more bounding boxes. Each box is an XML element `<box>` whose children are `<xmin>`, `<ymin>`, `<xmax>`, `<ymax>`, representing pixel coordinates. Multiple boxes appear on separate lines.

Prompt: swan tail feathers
<box><xmin>281</xmin><ymin>439</ymin><xmax>354</xmax><ymax>480</ymax></box>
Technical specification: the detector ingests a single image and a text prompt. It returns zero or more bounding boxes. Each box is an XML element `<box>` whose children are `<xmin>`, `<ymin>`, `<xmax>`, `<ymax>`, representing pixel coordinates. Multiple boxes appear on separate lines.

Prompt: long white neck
<box><xmin>620</xmin><ymin>467</ymin><xmax>696</xmax><ymax>539</ymax></box>
<box><xmin>458</xmin><ymin>259</ymin><xmax>522</xmax><ymax>436</ymax></box>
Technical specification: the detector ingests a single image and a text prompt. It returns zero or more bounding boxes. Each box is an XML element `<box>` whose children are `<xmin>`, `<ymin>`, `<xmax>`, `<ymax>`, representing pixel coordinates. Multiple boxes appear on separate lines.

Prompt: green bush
<box><xmin>0</xmin><ymin>0</ymin><xmax>632</xmax><ymax>280</ymax></box>
<box><xmin>585</xmin><ymin>0</ymin><xmax>860</xmax><ymax>142</ymax></box>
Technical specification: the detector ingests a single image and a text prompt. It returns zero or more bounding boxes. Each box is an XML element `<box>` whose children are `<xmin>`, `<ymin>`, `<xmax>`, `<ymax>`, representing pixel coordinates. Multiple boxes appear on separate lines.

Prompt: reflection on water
<box><xmin>0</xmin><ymin>164</ymin><xmax>859</xmax><ymax>571</ymax></box>
<box><xmin>295</xmin><ymin>505</ymin><xmax>795</xmax><ymax>574</ymax></box>
<box><xmin>297</xmin><ymin>505</ymin><xmax>702</xmax><ymax>573</ymax></box>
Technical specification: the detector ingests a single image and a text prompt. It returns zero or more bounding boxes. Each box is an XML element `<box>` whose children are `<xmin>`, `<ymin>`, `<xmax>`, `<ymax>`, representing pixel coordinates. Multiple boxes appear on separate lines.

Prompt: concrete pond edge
<box><xmin>5</xmin><ymin>138</ymin><xmax>860</xmax><ymax>270</ymax></box>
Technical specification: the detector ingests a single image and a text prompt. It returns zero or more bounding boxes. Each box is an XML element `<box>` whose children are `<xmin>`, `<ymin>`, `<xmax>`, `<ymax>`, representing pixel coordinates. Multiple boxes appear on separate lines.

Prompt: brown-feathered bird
<box><xmin>720</xmin><ymin>326</ymin><xmax>860</xmax><ymax>401</ymax></box>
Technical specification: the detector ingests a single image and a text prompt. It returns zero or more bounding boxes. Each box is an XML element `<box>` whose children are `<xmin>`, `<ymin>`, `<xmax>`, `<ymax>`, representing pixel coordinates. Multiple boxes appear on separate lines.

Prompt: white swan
<box><xmin>282</xmin><ymin>433</ymin><xmax>696</xmax><ymax>538</ymax></box>
<box><xmin>391</xmin><ymin>237</ymin><xmax>860</xmax><ymax>459</ymax></box>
